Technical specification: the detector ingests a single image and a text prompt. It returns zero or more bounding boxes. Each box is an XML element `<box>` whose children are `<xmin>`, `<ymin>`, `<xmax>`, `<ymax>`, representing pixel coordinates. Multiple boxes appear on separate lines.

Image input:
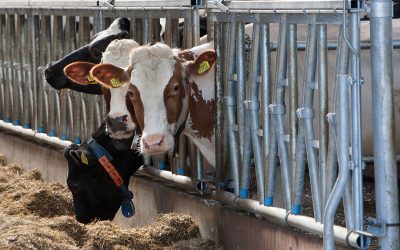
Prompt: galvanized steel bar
<box><xmin>317</xmin><ymin>24</ymin><xmax>328</xmax><ymax>214</ymax></box>
<box><xmin>4</xmin><ymin>13</ymin><xmax>15</xmax><ymax>124</ymax></box>
<box><xmin>237</xmin><ymin>22</ymin><xmax>250</xmax><ymax>199</ymax></box>
<box><xmin>37</xmin><ymin>15</ymin><xmax>50</xmax><ymax>133</ymax></box>
<box><xmin>142</xmin><ymin>17</ymin><xmax>149</xmax><ymax>44</ymax></box>
<box><xmin>214</xmin><ymin>20</ymin><xmax>225</xmax><ymax>191</ymax></box>
<box><xmin>370</xmin><ymin>0</ymin><xmax>400</xmax><ymax>248</ymax></box>
<box><xmin>20</xmin><ymin>15</ymin><xmax>32</xmax><ymax>129</ymax></box>
<box><xmin>0</xmin><ymin>15</ymin><xmax>5</xmax><ymax>121</ymax></box>
<box><xmin>248</xmin><ymin>22</ymin><xmax>264</xmax><ymax>204</ymax></box>
<box><xmin>13</xmin><ymin>14</ymin><xmax>23</xmax><ymax>126</ymax></box>
<box><xmin>177</xmin><ymin>134</ymin><xmax>187</xmax><ymax>175</ymax></box>
<box><xmin>288</xmin><ymin>23</ymin><xmax>298</xmax><ymax>203</ymax></box>
<box><xmin>224</xmin><ymin>20</ymin><xmax>240</xmax><ymax>196</ymax></box>
<box><xmin>349</xmin><ymin>9</ymin><xmax>364</xmax><ymax>240</ymax></box>
<box><xmin>323</xmin><ymin>22</ymin><xmax>351</xmax><ymax>250</ymax></box>
<box><xmin>260</xmin><ymin>23</ymin><xmax>271</xmax><ymax>204</ymax></box>
<box><xmin>270</xmin><ymin>19</ymin><xmax>291</xmax><ymax>210</ymax></box>
<box><xmin>192</xmin><ymin>9</ymin><xmax>200</xmax><ymax>46</ymax></box>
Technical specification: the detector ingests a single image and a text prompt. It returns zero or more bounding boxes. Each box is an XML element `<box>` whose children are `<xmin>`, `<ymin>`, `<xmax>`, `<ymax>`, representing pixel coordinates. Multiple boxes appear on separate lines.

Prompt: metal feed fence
<box><xmin>0</xmin><ymin>0</ymin><xmax>398</xmax><ymax>249</ymax></box>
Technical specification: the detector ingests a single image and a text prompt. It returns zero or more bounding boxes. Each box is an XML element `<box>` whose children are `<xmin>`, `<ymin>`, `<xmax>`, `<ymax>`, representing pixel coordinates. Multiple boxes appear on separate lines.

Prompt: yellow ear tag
<box><xmin>198</xmin><ymin>61</ymin><xmax>210</xmax><ymax>74</ymax></box>
<box><xmin>110</xmin><ymin>76</ymin><xmax>124</xmax><ymax>88</ymax></box>
<box><xmin>80</xmin><ymin>153</ymin><xmax>88</xmax><ymax>165</ymax></box>
<box><xmin>86</xmin><ymin>74</ymin><xmax>97</xmax><ymax>84</ymax></box>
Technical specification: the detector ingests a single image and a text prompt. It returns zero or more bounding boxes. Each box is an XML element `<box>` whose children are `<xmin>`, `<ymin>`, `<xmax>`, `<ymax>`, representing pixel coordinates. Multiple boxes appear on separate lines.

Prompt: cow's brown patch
<box><xmin>188</xmin><ymin>81</ymin><xmax>215</xmax><ymax>140</ymax></box>
<box><xmin>163</xmin><ymin>62</ymin><xmax>185</xmax><ymax>124</ymax></box>
<box><xmin>127</xmin><ymin>84</ymin><xmax>144</xmax><ymax>131</ymax></box>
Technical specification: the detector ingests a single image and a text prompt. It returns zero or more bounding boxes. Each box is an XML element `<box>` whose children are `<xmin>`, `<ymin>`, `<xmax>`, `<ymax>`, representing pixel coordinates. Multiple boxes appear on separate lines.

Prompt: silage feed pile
<box><xmin>0</xmin><ymin>154</ymin><xmax>218</xmax><ymax>250</ymax></box>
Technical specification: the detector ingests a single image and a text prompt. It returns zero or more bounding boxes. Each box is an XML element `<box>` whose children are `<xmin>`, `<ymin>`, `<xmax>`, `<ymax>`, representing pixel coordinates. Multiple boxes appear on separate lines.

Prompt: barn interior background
<box><xmin>0</xmin><ymin>0</ymin><xmax>398</xmax><ymax>249</ymax></box>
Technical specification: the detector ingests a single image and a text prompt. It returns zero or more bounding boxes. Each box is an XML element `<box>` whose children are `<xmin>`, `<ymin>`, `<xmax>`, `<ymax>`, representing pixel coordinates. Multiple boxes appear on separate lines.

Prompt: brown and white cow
<box><xmin>63</xmin><ymin>39</ymin><xmax>140</xmax><ymax>140</ymax></box>
<box><xmin>91</xmin><ymin>42</ymin><xmax>216</xmax><ymax>165</ymax></box>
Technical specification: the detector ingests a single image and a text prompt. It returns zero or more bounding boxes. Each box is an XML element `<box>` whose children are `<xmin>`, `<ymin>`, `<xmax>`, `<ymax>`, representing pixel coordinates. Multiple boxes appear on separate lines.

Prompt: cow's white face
<box><xmin>87</xmin><ymin>43</ymin><xmax>216</xmax><ymax>156</ymax></box>
<box><xmin>128</xmin><ymin>43</ymin><xmax>189</xmax><ymax>155</ymax></box>
<box><xmin>100</xmin><ymin>39</ymin><xmax>139</xmax><ymax>139</ymax></box>
<box><xmin>63</xmin><ymin>39</ymin><xmax>140</xmax><ymax>140</ymax></box>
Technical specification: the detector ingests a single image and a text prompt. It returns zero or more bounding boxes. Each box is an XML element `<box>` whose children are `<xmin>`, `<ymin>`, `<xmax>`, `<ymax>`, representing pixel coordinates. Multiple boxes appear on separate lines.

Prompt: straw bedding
<box><xmin>0</xmin><ymin>154</ymin><xmax>219</xmax><ymax>250</ymax></box>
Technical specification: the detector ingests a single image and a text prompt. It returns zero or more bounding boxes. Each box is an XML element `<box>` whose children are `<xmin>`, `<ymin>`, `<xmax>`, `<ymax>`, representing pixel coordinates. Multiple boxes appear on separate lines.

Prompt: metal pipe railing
<box><xmin>370</xmin><ymin>0</ymin><xmax>400</xmax><ymax>248</ymax></box>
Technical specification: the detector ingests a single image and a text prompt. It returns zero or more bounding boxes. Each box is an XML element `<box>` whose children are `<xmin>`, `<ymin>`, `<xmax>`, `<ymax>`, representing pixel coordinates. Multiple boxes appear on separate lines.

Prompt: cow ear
<box><xmin>64</xmin><ymin>62</ymin><xmax>98</xmax><ymax>85</ymax></box>
<box><xmin>186</xmin><ymin>49</ymin><xmax>216</xmax><ymax>77</ymax></box>
<box><xmin>90</xmin><ymin>64</ymin><xmax>132</xmax><ymax>89</ymax></box>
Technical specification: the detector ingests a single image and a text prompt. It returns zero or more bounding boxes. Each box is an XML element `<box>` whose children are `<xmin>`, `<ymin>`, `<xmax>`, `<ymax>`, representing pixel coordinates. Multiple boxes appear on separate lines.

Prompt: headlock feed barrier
<box><xmin>0</xmin><ymin>0</ymin><xmax>398</xmax><ymax>249</ymax></box>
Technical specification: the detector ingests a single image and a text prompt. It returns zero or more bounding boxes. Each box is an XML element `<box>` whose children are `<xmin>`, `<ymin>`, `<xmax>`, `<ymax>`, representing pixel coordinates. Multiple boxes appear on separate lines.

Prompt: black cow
<box><xmin>64</xmin><ymin>123</ymin><xmax>143</xmax><ymax>224</ymax></box>
<box><xmin>44</xmin><ymin>18</ymin><xmax>130</xmax><ymax>94</ymax></box>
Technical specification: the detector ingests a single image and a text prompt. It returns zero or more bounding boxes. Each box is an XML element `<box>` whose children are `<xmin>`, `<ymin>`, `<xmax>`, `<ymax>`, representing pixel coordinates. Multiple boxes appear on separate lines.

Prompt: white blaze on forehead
<box><xmin>129</xmin><ymin>43</ymin><xmax>178</xmax><ymax>146</ymax></box>
<box><xmin>91</xmin><ymin>18</ymin><xmax>125</xmax><ymax>44</ymax></box>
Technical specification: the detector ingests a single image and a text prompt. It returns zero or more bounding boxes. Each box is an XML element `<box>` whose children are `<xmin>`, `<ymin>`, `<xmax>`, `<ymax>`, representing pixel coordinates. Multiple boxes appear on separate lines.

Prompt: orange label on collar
<box><xmin>98</xmin><ymin>156</ymin><xmax>123</xmax><ymax>187</ymax></box>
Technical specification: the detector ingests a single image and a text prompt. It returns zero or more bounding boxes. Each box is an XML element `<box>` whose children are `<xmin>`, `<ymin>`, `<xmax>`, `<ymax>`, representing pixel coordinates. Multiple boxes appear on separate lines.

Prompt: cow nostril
<box><xmin>157</xmin><ymin>136</ymin><xmax>164</xmax><ymax>146</ymax></box>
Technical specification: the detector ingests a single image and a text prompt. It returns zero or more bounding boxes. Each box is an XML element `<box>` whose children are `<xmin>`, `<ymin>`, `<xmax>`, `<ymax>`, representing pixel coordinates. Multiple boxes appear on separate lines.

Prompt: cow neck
<box><xmin>87</xmin><ymin>138</ymin><xmax>135</xmax><ymax>218</ymax></box>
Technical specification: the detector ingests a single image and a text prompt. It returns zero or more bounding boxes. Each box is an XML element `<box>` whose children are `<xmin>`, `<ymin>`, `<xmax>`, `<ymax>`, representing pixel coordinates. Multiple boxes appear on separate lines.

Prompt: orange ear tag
<box><xmin>198</xmin><ymin>61</ymin><xmax>210</xmax><ymax>74</ymax></box>
<box><xmin>110</xmin><ymin>76</ymin><xmax>124</xmax><ymax>88</ymax></box>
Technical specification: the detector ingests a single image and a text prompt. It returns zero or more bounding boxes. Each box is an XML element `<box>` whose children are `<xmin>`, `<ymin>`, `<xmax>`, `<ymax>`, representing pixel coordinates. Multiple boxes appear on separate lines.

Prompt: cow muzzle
<box><xmin>106</xmin><ymin>114</ymin><xmax>135</xmax><ymax>139</ymax></box>
<box><xmin>141</xmin><ymin>134</ymin><xmax>168</xmax><ymax>154</ymax></box>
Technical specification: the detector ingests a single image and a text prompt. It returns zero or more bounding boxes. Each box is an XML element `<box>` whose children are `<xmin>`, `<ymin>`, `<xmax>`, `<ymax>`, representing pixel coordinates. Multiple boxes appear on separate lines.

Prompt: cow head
<box><xmin>63</xmin><ymin>39</ymin><xmax>140</xmax><ymax>139</ymax></box>
<box><xmin>64</xmin><ymin>123</ymin><xmax>143</xmax><ymax>223</ymax></box>
<box><xmin>91</xmin><ymin>43</ymin><xmax>216</xmax><ymax>156</ymax></box>
<box><xmin>45</xmin><ymin>18</ymin><xmax>131</xmax><ymax>94</ymax></box>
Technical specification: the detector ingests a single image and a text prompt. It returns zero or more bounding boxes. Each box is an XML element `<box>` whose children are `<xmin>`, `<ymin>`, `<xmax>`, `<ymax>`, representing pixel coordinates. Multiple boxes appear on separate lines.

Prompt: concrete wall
<box><xmin>0</xmin><ymin>130</ymin><xmax>350</xmax><ymax>250</ymax></box>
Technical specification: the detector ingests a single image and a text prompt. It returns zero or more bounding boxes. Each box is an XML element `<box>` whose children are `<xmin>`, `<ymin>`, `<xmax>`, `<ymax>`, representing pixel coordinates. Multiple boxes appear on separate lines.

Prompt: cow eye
<box><xmin>173</xmin><ymin>84</ymin><xmax>179</xmax><ymax>92</ymax></box>
<box><xmin>127</xmin><ymin>90</ymin><xmax>134</xmax><ymax>97</ymax></box>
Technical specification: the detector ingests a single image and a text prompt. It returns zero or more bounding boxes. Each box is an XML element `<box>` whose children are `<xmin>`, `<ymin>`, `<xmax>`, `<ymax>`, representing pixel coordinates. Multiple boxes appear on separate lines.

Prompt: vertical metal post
<box><xmin>325</xmin><ymin>29</ymin><xmax>342</xmax><ymax>207</ymax></box>
<box><xmin>288</xmin><ymin>24</ymin><xmax>298</xmax><ymax>202</ymax></box>
<box><xmin>261</xmin><ymin>23</ymin><xmax>271</xmax><ymax>204</ymax></box>
<box><xmin>248</xmin><ymin>22</ymin><xmax>264</xmax><ymax>204</ymax></box>
<box><xmin>4</xmin><ymin>13</ymin><xmax>15</xmax><ymax>123</ymax></box>
<box><xmin>349</xmin><ymin>7</ymin><xmax>364</xmax><ymax>240</ymax></box>
<box><xmin>0</xmin><ymin>15</ymin><xmax>5</xmax><ymax>120</ymax></box>
<box><xmin>225</xmin><ymin>20</ymin><xmax>240</xmax><ymax>196</ymax></box>
<box><xmin>192</xmin><ymin>9</ymin><xmax>200</xmax><ymax>46</ymax></box>
<box><xmin>236</xmin><ymin>22</ymin><xmax>246</xmax><ymax>160</ymax></box>
<box><xmin>13</xmin><ymin>15</ymin><xmax>23</xmax><ymax>126</ymax></box>
<box><xmin>37</xmin><ymin>15</ymin><xmax>50</xmax><ymax>133</ymax></box>
<box><xmin>317</xmin><ymin>24</ymin><xmax>328</xmax><ymax>213</ymax></box>
<box><xmin>323</xmin><ymin>23</ymin><xmax>350</xmax><ymax>250</ymax></box>
<box><xmin>142</xmin><ymin>17</ymin><xmax>149</xmax><ymax>44</ymax></box>
<box><xmin>370</xmin><ymin>0</ymin><xmax>399</xmax><ymax>248</ymax></box>
<box><xmin>20</xmin><ymin>15</ymin><xmax>32</xmax><ymax>129</ymax></box>
<box><xmin>214</xmin><ymin>21</ymin><xmax>225</xmax><ymax>191</ymax></box>
<box><xmin>270</xmin><ymin>19</ymin><xmax>291</xmax><ymax>210</ymax></box>
<box><xmin>177</xmin><ymin>135</ymin><xmax>187</xmax><ymax>175</ymax></box>
<box><xmin>237</xmin><ymin>22</ymin><xmax>250</xmax><ymax>198</ymax></box>
<box><xmin>183</xmin><ymin>10</ymin><xmax>193</xmax><ymax>49</ymax></box>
